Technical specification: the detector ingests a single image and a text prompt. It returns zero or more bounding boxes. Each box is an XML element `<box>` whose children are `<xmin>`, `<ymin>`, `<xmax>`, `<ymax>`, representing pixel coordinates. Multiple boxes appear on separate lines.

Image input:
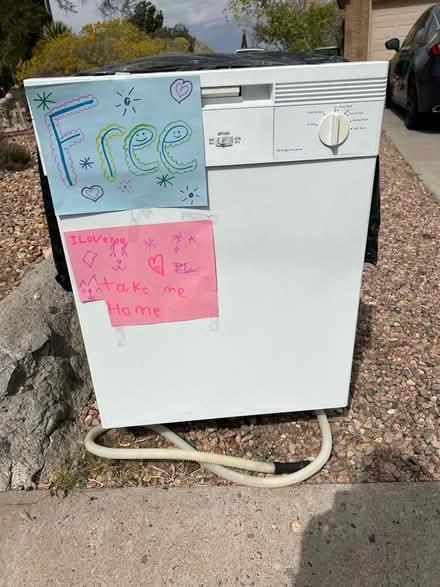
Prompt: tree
<box><xmin>154</xmin><ymin>24</ymin><xmax>213</xmax><ymax>54</ymax></box>
<box><xmin>128</xmin><ymin>1</ymin><xmax>163</xmax><ymax>34</ymax></box>
<box><xmin>52</xmin><ymin>0</ymin><xmax>77</xmax><ymax>12</ymax></box>
<box><xmin>226</xmin><ymin>0</ymin><xmax>340</xmax><ymax>52</ymax></box>
<box><xmin>97</xmin><ymin>0</ymin><xmax>138</xmax><ymax>18</ymax></box>
<box><xmin>0</xmin><ymin>0</ymin><xmax>49</xmax><ymax>84</ymax></box>
<box><xmin>96</xmin><ymin>1</ymin><xmax>212</xmax><ymax>53</ymax></box>
<box><xmin>227</xmin><ymin>0</ymin><xmax>308</xmax><ymax>22</ymax></box>
<box><xmin>16</xmin><ymin>20</ymin><xmax>199</xmax><ymax>80</ymax></box>
<box><xmin>44</xmin><ymin>0</ymin><xmax>212</xmax><ymax>54</ymax></box>
<box><xmin>149</xmin><ymin>25</ymin><xmax>200</xmax><ymax>54</ymax></box>
<box><xmin>155</xmin><ymin>24</ymin><xmax>196</xmax><ymax>51</ymax></box>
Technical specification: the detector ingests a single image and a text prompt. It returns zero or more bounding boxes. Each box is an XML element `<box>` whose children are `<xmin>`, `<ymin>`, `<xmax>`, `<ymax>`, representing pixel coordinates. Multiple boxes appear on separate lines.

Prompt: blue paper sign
<box><xmin>25</xmin><ymin>75</ymin><xmax>207</xmax><ymax>215</ymax></box>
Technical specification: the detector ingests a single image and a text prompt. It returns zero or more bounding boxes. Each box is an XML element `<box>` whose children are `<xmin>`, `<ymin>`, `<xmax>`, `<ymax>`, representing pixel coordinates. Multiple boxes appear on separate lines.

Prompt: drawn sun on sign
<box><xmin>180</xmin><ymin>186</ymin><xmax>200</xmax><ymax>205</ymax></box>
<box><xmin>115</xmin><ymin>87</ymin><xmax>142</xmax><ymax>116</ymax></box>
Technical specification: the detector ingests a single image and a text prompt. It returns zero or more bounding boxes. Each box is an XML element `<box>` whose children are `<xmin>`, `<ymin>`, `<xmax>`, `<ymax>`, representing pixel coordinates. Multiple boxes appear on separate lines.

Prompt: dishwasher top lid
<box><xmin>74</xmin><ymin>51</ymin><xmax>347</xmax><ymax>77</ymax></box>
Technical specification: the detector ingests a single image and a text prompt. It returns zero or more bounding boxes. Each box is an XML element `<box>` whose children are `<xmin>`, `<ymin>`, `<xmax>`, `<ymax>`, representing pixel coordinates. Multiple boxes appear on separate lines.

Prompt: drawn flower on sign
<box><xmin>156</xmin><ymin>174</ymin><xmax>175</xmax><ymax>188</ymax></box>
<box><xmin>80</xmin><ymin>156</ymin><xmax>94</xmax><ymax>170</ymax></box>
<box><xmin>144</xmin><ymin>238</ymin><xmax>157</xmax><ymax>252</ymax></box>
<box><xmin>115</xmin><ymin>87</ymin><xmax>142</xmax><ymax>116</ymax></box>
<box><xmin>180</xmin><ymin>186</ymin><xmax>200</xmax><ymax>205</ymax></box>
<box><xmin>33</xmin><ymin>91</ymin><xmax>55</xmax><ymax>110</ymax></box>
<box><xmin>118</xmin><ymin>179</ymin><xmax>132</xmax><ymax>193</ymax></box>
<box><xmin>172</xmin><ymin>232</ymin><xmax>184</xmax><ymax>245</ymax></box>
<box><xmin>172</xmin><ymin>231</ymin><xmax>184</xmax><ymax>254</ymax></box>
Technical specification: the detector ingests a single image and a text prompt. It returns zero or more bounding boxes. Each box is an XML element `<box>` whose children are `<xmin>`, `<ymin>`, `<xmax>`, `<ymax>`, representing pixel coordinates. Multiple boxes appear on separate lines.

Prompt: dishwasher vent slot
<box><xmin>275</xmin><ymin>77</ymin><xmax>387</xmax><ymax>105</ymax></box>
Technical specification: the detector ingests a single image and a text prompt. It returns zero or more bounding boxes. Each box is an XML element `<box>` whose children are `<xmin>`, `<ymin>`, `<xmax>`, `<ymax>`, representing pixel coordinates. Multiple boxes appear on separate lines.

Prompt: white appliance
<box><xmin>38</xmin><ymin>60</ymin><xmax>388</xmax><ymax>428</ymax></box>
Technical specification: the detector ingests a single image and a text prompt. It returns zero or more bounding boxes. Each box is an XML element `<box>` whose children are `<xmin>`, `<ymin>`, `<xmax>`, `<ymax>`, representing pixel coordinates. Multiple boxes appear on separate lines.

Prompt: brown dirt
<box><xmin>1</xmin><ymin>131</ymin><xmax>440</xmax><ymax>490</ymax></box>
<box><xmin>0</xmin><ymin>134</ymin><xmax>50</xmax><ymax>300</ymax></box>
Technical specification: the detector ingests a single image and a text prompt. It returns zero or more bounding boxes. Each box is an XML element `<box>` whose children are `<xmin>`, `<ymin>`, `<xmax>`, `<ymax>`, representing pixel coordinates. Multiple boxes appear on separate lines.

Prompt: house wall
<box><xmin>340</xmin><ymin>0</ymin><xmax>436</xmax><ymax>61</ymax></box>
<box><xmin>369</xmin><ymin>0</ymin><xmax>435</xmax><ymax>60</ymax></box>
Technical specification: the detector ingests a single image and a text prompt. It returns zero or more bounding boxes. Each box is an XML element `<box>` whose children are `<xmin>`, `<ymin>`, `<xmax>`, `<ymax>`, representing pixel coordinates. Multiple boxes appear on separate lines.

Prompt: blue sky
<box><xmin>52</xmin><ymin>0</ymin><xmax>245</xmax><ymax>52</ymax></box>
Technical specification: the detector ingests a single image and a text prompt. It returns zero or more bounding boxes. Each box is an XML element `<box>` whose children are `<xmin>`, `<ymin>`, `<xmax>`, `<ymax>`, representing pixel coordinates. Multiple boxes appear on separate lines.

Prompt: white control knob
<box><xmin>319</xmin><ymin>113</ymin><xmax>350</xmax><ymax>147</ymax></box>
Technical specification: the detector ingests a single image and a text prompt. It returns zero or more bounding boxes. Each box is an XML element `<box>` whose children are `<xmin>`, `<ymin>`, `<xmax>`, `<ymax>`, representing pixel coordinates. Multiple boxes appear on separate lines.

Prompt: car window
<box><xmin>427</xmin><ymin>13</ymin><xmax>440</xmax><ymax>37</ymax></box>
<box><xmin>402</xmin><ymin>23</ymin><xmax>418</xmax><ymax>47</ymax></box>
<box><xmin>419</xmin><ymin>15</ymin><xmax>434</xmax><ymax>43</ymax></box>
<box><xmin>401</xmin><ymin>10</ymin><xmax>431</xmax><ymax>47</ymax></box>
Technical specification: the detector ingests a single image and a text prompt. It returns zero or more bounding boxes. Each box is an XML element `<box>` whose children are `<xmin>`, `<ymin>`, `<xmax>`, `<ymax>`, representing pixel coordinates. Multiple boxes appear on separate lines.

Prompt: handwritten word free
<box><xmin>25</xmin><ymin>75</ymin><xmax>208</xmax><ymax>214</ymax></box>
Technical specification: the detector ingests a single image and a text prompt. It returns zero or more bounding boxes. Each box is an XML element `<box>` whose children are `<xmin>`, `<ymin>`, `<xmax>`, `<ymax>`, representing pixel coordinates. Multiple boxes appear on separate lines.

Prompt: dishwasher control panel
<box><xmin>203</xmin><ymin>100</ymin><xmax>384</xmax><ymax>166</ymax></box>
<box><xmin>273</xmin><ymin>101</ymin><xmax>384</xmax><ymax>162</ymax></box>
<box><xmin>203</xmin><ymin>107</ymin><xmax>274</xmax><ymax>166</ymax></box>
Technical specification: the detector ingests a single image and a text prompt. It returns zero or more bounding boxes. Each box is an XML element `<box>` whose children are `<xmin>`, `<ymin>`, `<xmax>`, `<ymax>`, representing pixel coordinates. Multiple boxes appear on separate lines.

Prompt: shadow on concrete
<box><xmin>388</xmin><ymin>103</ymin><xmax>440</xmax><ymax>134</ymax></box>
<box><xmin>291</xmin><ymin>453</ymin><xmax>440</xmax><ymax>586</ymax></box>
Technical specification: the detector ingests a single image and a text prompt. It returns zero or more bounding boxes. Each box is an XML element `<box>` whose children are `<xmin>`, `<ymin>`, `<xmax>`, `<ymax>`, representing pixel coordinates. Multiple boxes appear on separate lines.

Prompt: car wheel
<box><xmin>405</xmin><ymin>81</ymin><xmax>420</xmax><ymax>130</ymax></box>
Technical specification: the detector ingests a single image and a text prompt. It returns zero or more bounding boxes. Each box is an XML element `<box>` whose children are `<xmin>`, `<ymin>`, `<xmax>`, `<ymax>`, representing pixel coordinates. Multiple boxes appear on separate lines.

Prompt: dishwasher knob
<box><xmin>319</xmin><ymin>113</ymin><xmax>350</xmax><ymax>147</ymax></box>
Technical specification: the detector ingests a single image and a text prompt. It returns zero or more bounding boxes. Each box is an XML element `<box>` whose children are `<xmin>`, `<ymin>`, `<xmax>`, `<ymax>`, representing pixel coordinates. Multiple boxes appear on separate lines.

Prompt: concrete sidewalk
<box><xmin>1</xmin><ymin>483</ymin><xmax>440</xmax><ymax>586</ymax></box>
<box><xmin>383</xmin><ymin>109</ymin><xmax>440</xmax><ymax>202</ymax></box>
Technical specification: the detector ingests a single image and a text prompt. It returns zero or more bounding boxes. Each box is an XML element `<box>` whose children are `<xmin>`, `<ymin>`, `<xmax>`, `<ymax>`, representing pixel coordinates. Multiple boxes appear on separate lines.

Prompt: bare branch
<box><xmin>53</xmin><ymin>0</ymin><xmax>78</xmax><ymax>13</ymax></box>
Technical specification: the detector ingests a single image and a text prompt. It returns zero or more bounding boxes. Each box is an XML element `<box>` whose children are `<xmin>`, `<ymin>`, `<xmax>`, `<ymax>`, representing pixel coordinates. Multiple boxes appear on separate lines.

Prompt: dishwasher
<box><xmin>26</xmin><ymin>53</ymin><xmax>388</xmax><ymax>486</ymax></box>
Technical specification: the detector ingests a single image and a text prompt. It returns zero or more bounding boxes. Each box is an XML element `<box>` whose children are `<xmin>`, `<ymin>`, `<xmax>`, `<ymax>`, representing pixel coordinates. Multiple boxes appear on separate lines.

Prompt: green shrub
<box><xmin>0</xmin><ymin>140</ymin><xmax>32</xmax><ymax>171</ymax></box>
<box><xmin>17</xmin><ymin>20</ymin><xmax>190</xmax><ymax>80</ymax></box>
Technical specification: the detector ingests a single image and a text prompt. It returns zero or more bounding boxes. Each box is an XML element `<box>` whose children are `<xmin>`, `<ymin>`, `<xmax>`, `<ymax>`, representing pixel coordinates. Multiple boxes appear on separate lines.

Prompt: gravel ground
<box><xmin>0</xmin><ymin>134</ymin><xmax>50</xmax><ymax>300</ymax></box>
<box><xmin>2</xmin><ymin>132</ymin><xmax>440</xmax><ymax>489</ymax></box>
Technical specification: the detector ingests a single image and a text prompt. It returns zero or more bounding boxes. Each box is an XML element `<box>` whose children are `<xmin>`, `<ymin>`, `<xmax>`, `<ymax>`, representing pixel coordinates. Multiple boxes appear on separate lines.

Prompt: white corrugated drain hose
<box><xmin>85</xmin><ymin>409</ymin><xmax>332</xmax><ymax>488</ymax></box>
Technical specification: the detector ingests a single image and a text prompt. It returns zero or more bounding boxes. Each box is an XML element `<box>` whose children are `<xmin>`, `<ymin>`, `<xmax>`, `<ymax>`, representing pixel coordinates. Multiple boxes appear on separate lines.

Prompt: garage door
<box><xmin>369</xmin><ymin>0</ymin><xmax>435</xmax><ymax>60</ymax></box>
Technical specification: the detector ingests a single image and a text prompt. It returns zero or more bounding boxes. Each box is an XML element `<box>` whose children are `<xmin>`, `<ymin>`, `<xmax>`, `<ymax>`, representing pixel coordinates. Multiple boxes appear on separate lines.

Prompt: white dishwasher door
<box><xmin>59</xmin><ymin>156</ymin><xmax>376</xmax><ymax>427</ymax></box>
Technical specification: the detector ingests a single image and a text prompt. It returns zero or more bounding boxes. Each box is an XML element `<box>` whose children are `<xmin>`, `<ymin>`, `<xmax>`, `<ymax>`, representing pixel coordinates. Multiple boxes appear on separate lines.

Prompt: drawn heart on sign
<box><xmin>81</xmin><ymin>185</ymin><xmax>104</xmax><ymax>202</ymax></box>
<box><xmin>170</xmin><ymin>78</ymin><xmax>193</xmax><ymax>103</ymax></box>
<box><xmin>148</xmin><ymin>254</ymin><xmax>165</xmax><ymax>276</ymax></box>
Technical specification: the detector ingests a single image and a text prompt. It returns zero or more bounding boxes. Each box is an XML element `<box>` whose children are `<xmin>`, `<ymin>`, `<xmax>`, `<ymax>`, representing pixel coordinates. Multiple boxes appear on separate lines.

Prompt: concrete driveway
<box><xmin>2</xmin><ymin>484</ymin><xmax>440</xmax><ymax>585</ymax></box>
<box><xmin>383</xmin><ymin>108</ymin><xmax>440</xmax><ymax>202</ymax></box>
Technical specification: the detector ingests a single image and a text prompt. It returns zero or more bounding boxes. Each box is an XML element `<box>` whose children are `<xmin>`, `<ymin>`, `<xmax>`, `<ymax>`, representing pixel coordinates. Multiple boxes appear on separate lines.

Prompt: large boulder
<box><xmin>0</xmin><ymin>258</ymin><xmax>92</xmax><ymax>490</ymax></box>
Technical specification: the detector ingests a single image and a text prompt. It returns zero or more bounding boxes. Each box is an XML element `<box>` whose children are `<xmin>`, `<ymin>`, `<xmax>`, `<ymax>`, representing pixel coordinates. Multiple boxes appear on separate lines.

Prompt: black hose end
<box><xmin>273</xmin><ymin>460</ymin><xmax>311</xmax><ymax>475</ymax></box>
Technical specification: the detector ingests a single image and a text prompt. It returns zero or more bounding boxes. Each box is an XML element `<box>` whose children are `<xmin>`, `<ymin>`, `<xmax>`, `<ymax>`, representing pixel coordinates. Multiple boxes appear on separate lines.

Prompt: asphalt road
<box><xmin>383</xmin><ymin>108</ymin><xmax>440</xmax><ymax>202</ymax></box>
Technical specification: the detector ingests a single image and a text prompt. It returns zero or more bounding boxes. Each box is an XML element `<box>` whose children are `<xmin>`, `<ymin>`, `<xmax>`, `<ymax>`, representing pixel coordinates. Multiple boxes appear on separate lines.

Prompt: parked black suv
<box><xmin>385</xmin><ymin>3</ymin><xmax>440</xmax><ymax>129</ymax></box>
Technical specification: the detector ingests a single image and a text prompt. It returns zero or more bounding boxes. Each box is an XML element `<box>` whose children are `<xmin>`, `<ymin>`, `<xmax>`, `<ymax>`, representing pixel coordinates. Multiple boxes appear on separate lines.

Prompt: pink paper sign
<box><xmin>64</xmin><ymin>220</ymin><xmax>218</xmax><ymax>326</ymax></box>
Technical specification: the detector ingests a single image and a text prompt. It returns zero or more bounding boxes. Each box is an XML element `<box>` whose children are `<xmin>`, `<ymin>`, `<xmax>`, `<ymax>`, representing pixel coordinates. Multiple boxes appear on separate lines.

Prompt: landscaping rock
<box><xmin>0</xmin><ymin>258</ymin><xmax>92</xmax><ymax>489</ymax></box>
